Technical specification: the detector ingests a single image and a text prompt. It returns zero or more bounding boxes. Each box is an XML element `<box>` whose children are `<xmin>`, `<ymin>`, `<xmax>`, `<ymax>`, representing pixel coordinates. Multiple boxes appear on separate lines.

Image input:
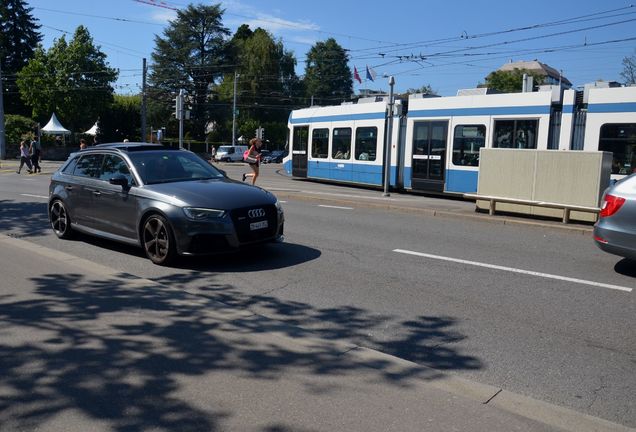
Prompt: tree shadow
<box><xmin>0</xmin><ymin>271</ymin><xmax>482</xmax><ymax>431</ymax></box>
<box><xmin>0</xmin><ymin>200</ymin><xmax>50</xmax><ymax>237</ymax></box>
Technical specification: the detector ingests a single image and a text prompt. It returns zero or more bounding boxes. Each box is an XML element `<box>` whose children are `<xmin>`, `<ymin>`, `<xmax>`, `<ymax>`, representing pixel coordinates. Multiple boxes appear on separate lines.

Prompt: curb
<box><xmin>272</xmin><ymin>189</ymin><xmax>594</xmax><ymax>235</ymax></box>
<box><xmin>1</xmin><ymin>233</ymin><xmax>630</xmax><ymax>432</ymax></box>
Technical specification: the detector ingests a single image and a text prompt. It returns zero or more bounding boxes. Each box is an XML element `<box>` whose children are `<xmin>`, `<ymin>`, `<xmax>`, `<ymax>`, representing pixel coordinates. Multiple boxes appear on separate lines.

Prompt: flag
<box><xmin>353</xmin><ymin>66</ymin><xmax>362</xmax><ymax>84</ymax></box>
<box><xmin>366</xmin><ymin>65</ymin><xmax>376</xmax><ymax>82</ymax></box>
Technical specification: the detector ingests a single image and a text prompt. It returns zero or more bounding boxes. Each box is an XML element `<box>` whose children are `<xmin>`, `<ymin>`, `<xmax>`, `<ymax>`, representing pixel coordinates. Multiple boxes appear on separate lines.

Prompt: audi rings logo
<box><xmin>248</xmin><ymin>208</ymin><xmax>266</xmax><ymax>218</ymax></box>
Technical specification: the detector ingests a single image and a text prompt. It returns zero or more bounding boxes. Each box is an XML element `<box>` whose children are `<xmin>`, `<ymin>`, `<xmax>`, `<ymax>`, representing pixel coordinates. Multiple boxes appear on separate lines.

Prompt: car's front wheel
<box><xmin>50</xmin><ymin>199</ymin><xmax>74</xmax><ymax>239</ymax></box>
<box><xmin>142</xmin><ymin>214</ymin><xmax>176</xmax><ymax>265</ymax></box>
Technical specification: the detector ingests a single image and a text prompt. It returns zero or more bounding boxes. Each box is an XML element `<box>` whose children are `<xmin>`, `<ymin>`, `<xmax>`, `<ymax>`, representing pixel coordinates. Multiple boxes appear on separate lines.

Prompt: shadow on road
<box><xmin>0</xmin><ymin>199</ymin><xmax>49</xmax><ymax>237</ymax></box>
<box><xmin>0</xmin><ymin>270</ymin><xmax>482</xmax><ymax>431</ymax></box>
<box><xmin>614</xmin><ymin>258</ymin><xmax>636</xmax><ymax>277</ymax></box>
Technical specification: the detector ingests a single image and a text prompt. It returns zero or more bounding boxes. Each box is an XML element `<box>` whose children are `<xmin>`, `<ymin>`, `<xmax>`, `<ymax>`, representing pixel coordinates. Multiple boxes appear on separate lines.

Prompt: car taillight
<box><xmin>599</xmin><ymin>194</ymin><xmax>626</xmax><ymax>218</ymax></box>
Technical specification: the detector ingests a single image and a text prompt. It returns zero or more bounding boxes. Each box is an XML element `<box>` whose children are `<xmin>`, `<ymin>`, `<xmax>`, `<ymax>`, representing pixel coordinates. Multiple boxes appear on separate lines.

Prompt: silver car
<box><xmin>49</xmin><ymin>143</ymin><xmax>284</xmax><ymax>265</ymax></box>
<box><xmin>594</xmin><ymin>173</ymin><xmax>636</xmax><ymax>261</ymax></box>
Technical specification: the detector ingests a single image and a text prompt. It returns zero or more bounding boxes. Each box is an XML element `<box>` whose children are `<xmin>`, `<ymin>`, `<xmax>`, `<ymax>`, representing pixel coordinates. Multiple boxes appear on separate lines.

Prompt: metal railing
<box><xmin>463</xmin><ymin>193</ymin><xmax>600</xmax><ymax>224</ymax></box>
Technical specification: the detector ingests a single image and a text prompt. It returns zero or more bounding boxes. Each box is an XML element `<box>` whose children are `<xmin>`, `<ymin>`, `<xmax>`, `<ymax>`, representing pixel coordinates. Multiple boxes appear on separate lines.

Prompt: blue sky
<box><xmin>25</xmin><ymin>0</ymin><xmax>636</xmax><ymax>96</ymax></box>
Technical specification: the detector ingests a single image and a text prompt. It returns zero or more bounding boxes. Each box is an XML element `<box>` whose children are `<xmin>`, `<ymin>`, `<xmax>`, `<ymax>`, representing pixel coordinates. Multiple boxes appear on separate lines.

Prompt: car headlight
<box><xmin>274</xmin><ymin>199</ymin><xmax>283</xmax><ymax>213</ymax></box>
<box><xmin>183</xmin><ymin>207</ymin><xmax>226</xmax><ymax>220</ymax></box>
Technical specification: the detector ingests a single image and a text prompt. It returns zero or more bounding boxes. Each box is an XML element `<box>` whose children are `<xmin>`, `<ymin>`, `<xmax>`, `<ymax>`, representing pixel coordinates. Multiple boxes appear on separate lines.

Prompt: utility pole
<box><xmin>383</xmin><ymin>76</ymin><xmax>395</xmax><ymax>197</ymax></box>
<box><xmin>178</xmin><ymin>89</ymin><xmax>184</xmax><ymax>149</ymax></box>
<box><xmin>0</xmin><ymin>61</ymin><xmax>6</xmax><ymax>160</ymax></box>
<box><xmin>141</xmin><ymin>58</ymin><xmax>147</xmax><ymax>142</ymax></box>
<box><xmin>232</xmin><ymin>71</ymin><xmax>239</xmax><ymax>145</ymax></box>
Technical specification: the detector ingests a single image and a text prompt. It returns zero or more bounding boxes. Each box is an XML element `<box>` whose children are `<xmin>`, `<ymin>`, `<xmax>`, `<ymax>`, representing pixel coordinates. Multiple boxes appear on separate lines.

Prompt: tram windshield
<box><xmin>600</xmin><ymin>123</ymin><xmax>636</xmax><ymax>175</ymax></box>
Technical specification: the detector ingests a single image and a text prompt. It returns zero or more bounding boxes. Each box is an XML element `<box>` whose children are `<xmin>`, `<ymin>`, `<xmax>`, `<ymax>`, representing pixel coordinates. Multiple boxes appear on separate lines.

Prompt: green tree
<box><xmin>304</xmin><ymin>38</ymin><xmax>353</xmax><ymax>106</ymax></box>
<box><xmin>98</xmin><ymin>95</ymin><xmax>141</xmax><ymax>142</ymax></box>
<box><xmin>17</xmin><ymin>26</ymin><xmax>118</xmax><ymax>131</ymax></box>
<box><xmin>405</xmin><ymin>84</ymin><xmax>436</xmax><ymax>95</ymax></box>
<box><xmin>620</xmin><ymin>50</ymin><xmax>636</xmax><ymax>85</ymax></box>
<box><xmin>149</xmin><ymin>3</ymin><xmax>231</xmax><ymax>140</ymax></box>
<box><xmin>4</xmin><ymin>114</ymin><xmax>37</xmax><ymax>156</ymax></box>
<box><xmin>217</xmin><ymin>26</ymin><xmax>300</xmax><ymax>144</ymax></box>
<box><xmin>0</xmin><ymin>0</ymin><xmax>42</xmax><ymax>115</ymax></box>
<box><xmin>481</xmin><ymin>69</ymin><xmax>544</xmax><ymax>93</ymax></box>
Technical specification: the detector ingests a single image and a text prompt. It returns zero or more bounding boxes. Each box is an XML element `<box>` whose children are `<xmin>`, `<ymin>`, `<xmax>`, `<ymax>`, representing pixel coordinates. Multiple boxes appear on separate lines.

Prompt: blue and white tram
<box><xmin>284</xmin><ymin>85</ymin><xmax>636</xmax><ymax>194</ymax></box>
<box><xmin>285</xmin><ymin>99</ymin><xmax>401</xmax><ymax>187</ymax></box>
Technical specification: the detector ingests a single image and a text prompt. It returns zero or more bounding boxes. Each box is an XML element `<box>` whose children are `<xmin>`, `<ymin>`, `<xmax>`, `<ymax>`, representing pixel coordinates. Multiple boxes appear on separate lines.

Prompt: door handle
<box><xmin>65</xmin><ymin>185</ymin><xmax>73</xmax><ymax>191</ymax></box>
<box><xmin>92</xmin><ymin>190</ymin><xmax>101</xmax><ymax>196</ymax></box>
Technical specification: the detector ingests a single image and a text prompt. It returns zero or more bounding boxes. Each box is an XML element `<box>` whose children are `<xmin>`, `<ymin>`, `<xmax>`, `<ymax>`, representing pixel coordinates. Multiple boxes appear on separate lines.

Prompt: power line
<box><xmin>33</xmin><ymin>7</ymin><xmax>164</xmax><ymax>26</ymax></box>
<box><xmin>348</xmin><ymin>4</ymin><xmax>635</xmax><ymax>55</ymax></box>
<box><xmin>41</xmin><ymin>25</ymin><xmax>150</xmax><ymax>58</ymax></box>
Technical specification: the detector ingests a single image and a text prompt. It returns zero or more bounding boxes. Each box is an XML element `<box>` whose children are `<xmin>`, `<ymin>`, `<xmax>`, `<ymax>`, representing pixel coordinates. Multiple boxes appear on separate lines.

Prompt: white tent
<box><xmin>83</xmin><ymin>121</ymin><xmax>99</xmax><ymax>136</ymax></box>
<box><xmin>41</xmin><ymin>113</ymin><xmax>71</xmax><ymax>135</ymax></box>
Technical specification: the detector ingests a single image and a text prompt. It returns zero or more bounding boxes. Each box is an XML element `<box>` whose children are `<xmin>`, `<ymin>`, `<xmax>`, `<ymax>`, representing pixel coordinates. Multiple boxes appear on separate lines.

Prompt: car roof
<box><xmin>91</xmin><ymin>143</ymin><xmax>181</xmax><ymax>152</ymax></box>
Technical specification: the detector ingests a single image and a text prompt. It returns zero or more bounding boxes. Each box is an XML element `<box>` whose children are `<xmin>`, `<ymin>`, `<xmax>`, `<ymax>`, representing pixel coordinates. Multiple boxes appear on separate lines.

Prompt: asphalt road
<box><xmin>1</xmin><ymin>161</ymin><xmax>635</xmax><ymax>428</ymax></box>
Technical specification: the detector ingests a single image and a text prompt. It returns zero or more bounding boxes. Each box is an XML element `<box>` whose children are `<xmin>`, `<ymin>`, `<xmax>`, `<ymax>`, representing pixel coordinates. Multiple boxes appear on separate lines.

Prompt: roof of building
<box><xmin>499</xmin><ymin>60</ymin><xmax>572</xmax><ymax>86</ymax></box>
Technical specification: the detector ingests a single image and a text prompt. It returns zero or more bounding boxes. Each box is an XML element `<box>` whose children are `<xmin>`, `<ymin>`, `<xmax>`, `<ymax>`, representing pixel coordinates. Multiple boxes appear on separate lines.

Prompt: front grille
<box><xmin>230</xmin><ymin>204</ymin><xmax>278</xmax><ymax>243</ymax></box>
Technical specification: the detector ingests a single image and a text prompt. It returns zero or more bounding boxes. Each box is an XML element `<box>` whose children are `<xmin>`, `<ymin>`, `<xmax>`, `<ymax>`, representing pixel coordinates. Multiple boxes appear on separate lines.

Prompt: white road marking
<box><xmin>279</xmin><ymin>200</ymin><xmax>287</xmax><ymax>203</ymax></box>
<box><xmin>318</xmin><ymin>204</ymin><xmax>354</xmax><ymax>210</ymax></box>
<box><xmin>20</xmin><ymin>194</ymin><xmax>49</xmax><ymax>199</ymax></box>
<box><xmin>393</xmin><ymin>249</ymin><xmax>633</xmax><ymax>293</ymax></box>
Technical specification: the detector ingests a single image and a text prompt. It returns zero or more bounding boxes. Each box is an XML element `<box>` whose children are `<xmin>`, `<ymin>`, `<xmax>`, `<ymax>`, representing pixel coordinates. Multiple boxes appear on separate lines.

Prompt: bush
<box><xmin>4</xmin><ymin>115</ymin><xmax>37</xmax><ymax>159</ymax></box>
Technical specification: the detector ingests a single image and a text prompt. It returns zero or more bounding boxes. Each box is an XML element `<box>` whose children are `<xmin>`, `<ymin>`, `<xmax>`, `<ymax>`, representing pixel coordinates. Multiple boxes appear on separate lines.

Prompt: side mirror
<box><xmin>109</xmin><ymin>175</ymin><xmax>129</xmax><ymax>188</ymax></box>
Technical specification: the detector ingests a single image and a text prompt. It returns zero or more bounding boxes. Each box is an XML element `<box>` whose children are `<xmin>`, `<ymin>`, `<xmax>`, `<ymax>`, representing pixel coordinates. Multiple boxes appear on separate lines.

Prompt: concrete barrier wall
<box><xmin>476</xmin><ymin>149</ymin><xmax>612</xmax><ymax>222</ymax></box>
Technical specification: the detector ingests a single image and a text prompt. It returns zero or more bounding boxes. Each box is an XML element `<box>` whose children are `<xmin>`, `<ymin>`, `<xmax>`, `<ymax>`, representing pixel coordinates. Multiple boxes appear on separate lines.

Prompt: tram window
<box><xmin>599</xmin><ymin>123</ymin><xmax>636</xmax><ymax>175</ymax></box>
<box><xmin>312</xmin><ymin>128</ymin><xmax>329</xmax><ymax>158</ymax></box>
<box><xmin>355</xmin><ymin>127</ymin><xmax>377</xmax><ymax>161</ymax></box>
<box><xmin>493</xmin><ymin>120</ymin><xmax>538</xmax><ymax>149</ymax></box>
<box><xmin>293</xmin><ymin>126</ymin><xmax>308</xmax><ymax>152</ymax></box>
<box><xmin>332</xmin><ymin>128</ymin><xmax>352</xmax><ymax>160</ymax></box>
<box><xmin>413</xmin><ymin>122</ymin><xmax>429</xmax><ymax>155</ymax></box>
<box><xmin>453</xmin><ymin>125</ymin><xmax>485</xmax><ymax>166</ymax></box>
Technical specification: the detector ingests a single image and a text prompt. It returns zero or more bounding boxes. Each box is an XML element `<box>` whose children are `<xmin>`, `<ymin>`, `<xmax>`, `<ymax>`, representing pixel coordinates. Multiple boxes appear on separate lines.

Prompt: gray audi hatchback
<box><xmin>48</xmin><ymin>143</ymin><xmax>284</xmax><ymax>265</ymax></box>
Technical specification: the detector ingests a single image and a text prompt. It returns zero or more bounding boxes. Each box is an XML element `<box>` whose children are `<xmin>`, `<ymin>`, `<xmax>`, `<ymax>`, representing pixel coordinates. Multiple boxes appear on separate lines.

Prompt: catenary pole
<box><xmin>232</xmin><ymin>71</ymin><xmax>238</xmax><ymax>145</ymax></box>
<box><xmin>0</xmin><ymin>61</ymin><xmax>6</xmax><ymax>160</ymax></box>
<box><xmin>383</xmin><ymin>76</ymin><xmax>395</xmax><ymax>197</ymax></box>
<box><xmin>178</xmin><ymin>89</ymin><xmax>184</xmax><ymax>149</ymax></box>
<box><xmin>141</xmin><ymin>58</ymin><xmax>147</xmax><ymax>142</ymax></box>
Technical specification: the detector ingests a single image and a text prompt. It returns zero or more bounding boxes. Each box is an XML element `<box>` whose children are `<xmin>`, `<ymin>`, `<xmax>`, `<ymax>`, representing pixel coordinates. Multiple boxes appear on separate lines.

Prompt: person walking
<box><xmin>242</xmin><ymin>138</ymin><xmax>263</xmax><ymax>185</ymax></box>
<box><xmin>30</xmin><ymin>139</ymin><xmax>42</xmax><ymax>173</ymax></box>
<box><xmin>17</xmin><ymin>140</ymin><xmax>33</xmax><ymax>174</ymax></box>
<box><xmin>209</xmin><ymin>145</ymin><xmax>216</xmax><ymax>163</ymax></box>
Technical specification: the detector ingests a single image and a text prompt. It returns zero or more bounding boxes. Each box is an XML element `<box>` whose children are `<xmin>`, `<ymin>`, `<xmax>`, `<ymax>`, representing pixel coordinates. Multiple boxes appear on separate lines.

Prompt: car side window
<box><xmin>61</xmin><ymin>156</ymin><xmax>80</xmax><ymax>174</ymax></box>
<box><xmin>100</xmin><ymin>154</ymin><xmax>134</xmax><ymax>184</ymax></box>
<box><xmin>73</xmin><ymin>154</ymin><xmax>103</xmax><ymax>178</ymax></box>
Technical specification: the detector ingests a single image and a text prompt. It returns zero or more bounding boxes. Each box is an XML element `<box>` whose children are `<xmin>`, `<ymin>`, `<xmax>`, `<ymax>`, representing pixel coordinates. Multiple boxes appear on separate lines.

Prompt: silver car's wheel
<box><xmin>50</xmin><ymin>200</ymin><xmax>73</xmax><ymax>239</ymax></box>
<box><xmin>142</xmin><ymin>214</ymin><xmax>176</xmax><ymax>265</ymax></box>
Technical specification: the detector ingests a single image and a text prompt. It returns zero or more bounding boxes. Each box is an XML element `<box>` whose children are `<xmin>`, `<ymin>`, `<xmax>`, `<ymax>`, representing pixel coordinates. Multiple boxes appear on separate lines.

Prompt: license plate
<box><xmin>250</xmin><ymin>220</ymin><xmax>268</xmax><ymax>230</ymax></box>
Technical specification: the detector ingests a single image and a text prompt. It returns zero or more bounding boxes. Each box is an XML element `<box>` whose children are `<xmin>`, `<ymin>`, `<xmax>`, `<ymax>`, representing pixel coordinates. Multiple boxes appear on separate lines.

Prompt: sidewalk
<box><xmin>0</xmin><ymin>234</ymin><xmax>629</xmax><ymax>432</ymax></box>
<box><xmin>0</xmin><ymin>158</ymin><xmax>62</xmax><ymax>175</ymax></box>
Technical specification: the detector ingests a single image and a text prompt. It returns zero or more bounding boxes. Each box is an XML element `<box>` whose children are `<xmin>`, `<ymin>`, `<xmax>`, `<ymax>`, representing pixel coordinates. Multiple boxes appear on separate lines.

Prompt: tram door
<box><xmin>411</xmin><ymin>121</ymin><xmax>448</xmax><ymax>192</ymax></box>
<box><xmin>292</xmin><ymin>126</ymin><xmax>309</xmax><ymax>178</ymax></box>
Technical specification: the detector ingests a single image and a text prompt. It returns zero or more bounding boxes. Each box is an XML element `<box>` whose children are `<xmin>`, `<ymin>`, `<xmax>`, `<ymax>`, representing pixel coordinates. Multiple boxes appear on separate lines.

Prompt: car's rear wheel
<box><xmin>50</xmin><ymin>199</ymin><xmax>74</xmax><ymax>239</ymax></box>
<box><xmin>142</xmin><ymin>214</ymin><xmax>176</xmax><ymax>265</ymax></box>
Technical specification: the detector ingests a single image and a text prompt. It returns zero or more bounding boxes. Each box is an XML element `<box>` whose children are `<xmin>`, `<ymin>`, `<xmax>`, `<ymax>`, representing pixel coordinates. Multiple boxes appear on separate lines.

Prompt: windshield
<box><xmin>128</xmin><ymin>150</ymin><xmax>225</xmax><ymax>185</ymax></box>
<box><xmin>218</xmin><ymin>146</ymin><xmax>233</xmax><ymax>153</ymax></box>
